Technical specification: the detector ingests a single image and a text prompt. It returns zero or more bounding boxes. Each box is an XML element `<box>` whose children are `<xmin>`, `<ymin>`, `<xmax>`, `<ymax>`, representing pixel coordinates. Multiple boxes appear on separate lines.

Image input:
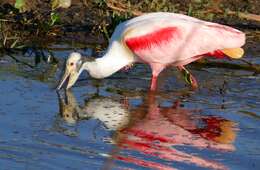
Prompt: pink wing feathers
<box><xmin>125</xmin><ymin>27</ymin><xmax>181</xmax><ymax>52</ymax></box>
<box><xmin>121</xmin><ymin>14</ymin><xmax>245</xmax><ymax>65</ymax></box>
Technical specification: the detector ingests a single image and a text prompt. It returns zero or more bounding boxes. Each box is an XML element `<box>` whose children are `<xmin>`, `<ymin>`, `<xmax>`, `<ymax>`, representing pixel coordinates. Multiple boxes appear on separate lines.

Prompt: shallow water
<box><xmin>0</xmin><ymin>44</ymin><xmax>259</xmax><ymax>170</ymax></box>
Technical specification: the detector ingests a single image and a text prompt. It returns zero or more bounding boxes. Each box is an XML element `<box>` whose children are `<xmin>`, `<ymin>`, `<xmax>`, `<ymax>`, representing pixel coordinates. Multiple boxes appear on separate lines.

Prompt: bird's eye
<box><xmin>70</xmin><ymin>62</ymin><xmax>74</xmax><ymax>66</ymax></box>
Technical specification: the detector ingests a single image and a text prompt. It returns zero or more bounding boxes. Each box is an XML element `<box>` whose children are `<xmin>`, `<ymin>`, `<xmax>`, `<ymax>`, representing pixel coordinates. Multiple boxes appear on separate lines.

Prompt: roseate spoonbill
<box><xmin>57</xmin><ymin>12</ymin><xmax>245</xmax><ymax>91</ymax></box>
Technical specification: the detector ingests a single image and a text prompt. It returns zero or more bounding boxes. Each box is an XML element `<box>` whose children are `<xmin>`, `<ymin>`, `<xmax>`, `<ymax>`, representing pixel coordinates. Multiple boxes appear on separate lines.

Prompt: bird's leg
<box><xmin>177</xmin><ymin>66</ymin><xmax>198</xmax><ymax>90</ymax></box>
<box><xmin>150</xmin><ymin>75</ymin><xmax>158</xmax><ymax>91</ymax></box>
<box><xmin>150</xmin><ymin>63</ymin><xmax>165</xmax><ymax>91</ymax></box>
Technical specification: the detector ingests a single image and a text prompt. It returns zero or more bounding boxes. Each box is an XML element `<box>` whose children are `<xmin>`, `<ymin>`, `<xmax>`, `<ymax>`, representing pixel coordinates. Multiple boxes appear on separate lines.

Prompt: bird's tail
<box><xmin>221</xmin><ymin>48</ymin><xmax>244</xmax><ymax>59</ymax></box>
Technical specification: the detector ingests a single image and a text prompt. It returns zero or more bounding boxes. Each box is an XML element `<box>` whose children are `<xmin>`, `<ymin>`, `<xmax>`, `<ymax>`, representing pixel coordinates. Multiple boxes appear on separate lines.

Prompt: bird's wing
<box><xmin>120</xmin><ymin>13</ymin><xmax>204</xmax><ymax>41</ymax></box>
<box><xmin>121</xmin><ymin>18</ymin><xmax>184</xmax><ymax>52</ymax></box>
<box><xmin>119</xmin><ymin>14</ymin><xmax>245</xmax><ymax>61</ymax></box>
<box><xmin>122</xmin><ymin>12</ymin><xmax>204</xmax><ymax>28</ymax></box>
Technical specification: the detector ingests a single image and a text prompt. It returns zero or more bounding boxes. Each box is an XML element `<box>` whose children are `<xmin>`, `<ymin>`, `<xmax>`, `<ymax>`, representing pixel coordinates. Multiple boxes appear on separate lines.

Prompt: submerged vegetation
<box><xmin>0</xmin><ymin>0</ymin><xmax>259</xmax><ymax>72</ymax></box>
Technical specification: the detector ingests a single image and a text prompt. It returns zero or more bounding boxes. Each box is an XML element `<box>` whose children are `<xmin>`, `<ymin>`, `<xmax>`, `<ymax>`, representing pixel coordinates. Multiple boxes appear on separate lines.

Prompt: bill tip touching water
<box><xmin>57</xmin><ymin>12</ymin><xmax>246</xmax><ymax>91</ymax></box>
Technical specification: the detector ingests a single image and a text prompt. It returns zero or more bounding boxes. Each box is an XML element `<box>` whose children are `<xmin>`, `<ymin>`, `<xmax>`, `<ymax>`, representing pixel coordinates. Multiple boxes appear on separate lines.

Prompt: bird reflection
<box><xmin>57</xmin><ymin>91</ymin><xmax>130</xmax><ymax>130</ymax></box>
<box><xmin>57</xmin><ymin>90</ymin><xmax>237</xmax><ymax>170</ymax></box>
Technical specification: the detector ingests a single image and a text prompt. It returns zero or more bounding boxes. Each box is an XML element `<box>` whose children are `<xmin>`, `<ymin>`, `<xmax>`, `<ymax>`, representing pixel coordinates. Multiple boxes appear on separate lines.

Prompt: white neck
<box><xmin>82</xmin><ymin>41</ymin><xmax>135</xmax><ymax>79</ymax></box>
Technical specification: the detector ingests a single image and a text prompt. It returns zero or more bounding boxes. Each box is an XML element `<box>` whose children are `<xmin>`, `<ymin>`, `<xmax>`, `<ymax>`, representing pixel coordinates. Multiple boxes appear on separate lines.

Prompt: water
<box><xmin>0</xmin><ymin>44</ymin><xmax>259</xmax><ymax>170</ymax></box>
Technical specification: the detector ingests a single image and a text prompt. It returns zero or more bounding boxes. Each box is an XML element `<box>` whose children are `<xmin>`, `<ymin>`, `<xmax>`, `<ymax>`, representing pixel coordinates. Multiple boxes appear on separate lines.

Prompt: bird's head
<box><xmin>57</xmin><ymin>52</ymin><xmax>84</xmax><ymax>90</ymax></box>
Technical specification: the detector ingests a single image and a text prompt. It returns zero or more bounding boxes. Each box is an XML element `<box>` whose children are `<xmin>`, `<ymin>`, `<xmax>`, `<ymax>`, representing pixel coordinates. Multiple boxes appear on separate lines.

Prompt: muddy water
<box><xmin>0</xmin><ymin>43</ymin><xmax>259</xmax><ymax>170</ymax></box>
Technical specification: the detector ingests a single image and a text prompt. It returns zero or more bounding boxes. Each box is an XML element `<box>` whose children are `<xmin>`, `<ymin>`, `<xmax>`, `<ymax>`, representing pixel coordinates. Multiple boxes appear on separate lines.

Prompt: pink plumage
<box><xmin>125</xmin><ymin>27</ymin><xmax>180</xmax><ymax>51</ymax></box>
<box><xmin>110</xmin><ymin>12</ymin><xmax>245</xmax><ymax>90</ymax></box>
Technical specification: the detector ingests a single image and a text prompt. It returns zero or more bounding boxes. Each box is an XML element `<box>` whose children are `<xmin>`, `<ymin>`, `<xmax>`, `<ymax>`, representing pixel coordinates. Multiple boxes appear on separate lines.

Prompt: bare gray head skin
<box><xmin>57</xmin><ymin>52</ymin><xmax>83</xmax><ymax>90</ymax></box>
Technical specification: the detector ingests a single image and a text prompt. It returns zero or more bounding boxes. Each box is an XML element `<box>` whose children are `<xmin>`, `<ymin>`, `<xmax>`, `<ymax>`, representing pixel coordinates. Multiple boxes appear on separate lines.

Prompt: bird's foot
<box><xmin>178</xmin><ymin>66</ymin><xmax>198</xmax><ymax>90</ymax></box>
<box><xmin>189</xmin><ymin>74</ymin><xmax>198</xmax><ymax>90</ymax></box>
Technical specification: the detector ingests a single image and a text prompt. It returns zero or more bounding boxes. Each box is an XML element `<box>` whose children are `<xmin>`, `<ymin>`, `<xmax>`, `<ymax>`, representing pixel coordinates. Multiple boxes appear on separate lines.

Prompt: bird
<box><xmin>57</xmin><ymin>12</ymin><xmax>245</xmax><ymax>91</ymax></box>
